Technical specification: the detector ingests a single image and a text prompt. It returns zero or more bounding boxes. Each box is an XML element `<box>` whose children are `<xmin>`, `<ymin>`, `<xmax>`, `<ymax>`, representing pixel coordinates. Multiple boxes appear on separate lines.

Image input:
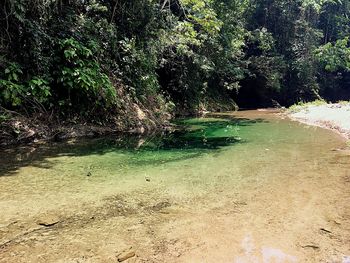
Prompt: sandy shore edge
<box><xmin>287</xmin><ymin>103</ymin><xmax>350</xmax><ymax>140</ymax></box>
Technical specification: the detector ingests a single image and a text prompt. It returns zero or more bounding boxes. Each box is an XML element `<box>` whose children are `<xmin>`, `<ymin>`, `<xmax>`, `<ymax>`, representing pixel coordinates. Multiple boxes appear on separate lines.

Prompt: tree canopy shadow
<box><xmin>0</xmin><ymin>116</ymin><xmax>268</xmax><ymax>176</ymax></box>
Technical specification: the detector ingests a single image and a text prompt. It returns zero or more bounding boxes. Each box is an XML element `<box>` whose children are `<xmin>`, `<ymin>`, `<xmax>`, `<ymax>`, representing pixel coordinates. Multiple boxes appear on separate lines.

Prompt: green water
<box><xmin>0</xmin><ymin>112</ymin><xmax>346</xmax><ymax>197</ymax></box>
<box><xmin>0</xmin><ymin>116</ymin><xmax>261</xmax><ymax>176</ymax></box>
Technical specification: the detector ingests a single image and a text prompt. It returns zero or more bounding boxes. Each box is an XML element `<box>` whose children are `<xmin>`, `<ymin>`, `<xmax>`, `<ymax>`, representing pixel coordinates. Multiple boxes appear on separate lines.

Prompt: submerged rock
<box><xmin>117</xmin><ymin>249</ymin><xmax>136</xmax><ymax>262</ymax></box>
<box><xmin>301</xmin><ymin>244</ymin><xmax>320</xmax><ymax>250</ymax></box>
<box><xmin>37</xmin><ymin>215</ymin><xmax>60</xmax><ymax>226</ymax></box>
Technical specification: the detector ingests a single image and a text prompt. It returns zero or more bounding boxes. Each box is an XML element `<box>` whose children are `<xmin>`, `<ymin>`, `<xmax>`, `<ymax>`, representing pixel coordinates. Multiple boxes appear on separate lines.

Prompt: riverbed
<box><xmin>0</xmin><ymin>110</ymin><xmax>349</xmax><ymax>262</ymax></box>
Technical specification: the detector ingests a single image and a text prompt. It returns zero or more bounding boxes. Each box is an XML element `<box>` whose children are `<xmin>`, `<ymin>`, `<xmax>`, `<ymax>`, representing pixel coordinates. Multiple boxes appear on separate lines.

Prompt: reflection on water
<box><xmin>261</xmin><ymin>247</ymin><xmax>297</xmax><ymax>263</ymax></box>
<box><xmin>234</xmin><ymin>234</ymin><xmax>297</xmax><ymax>263</ymax></box>
<box><xmin>0</xmin><ymin>117</ymin><xmax>259</xmax><ymax>176</ymax></box>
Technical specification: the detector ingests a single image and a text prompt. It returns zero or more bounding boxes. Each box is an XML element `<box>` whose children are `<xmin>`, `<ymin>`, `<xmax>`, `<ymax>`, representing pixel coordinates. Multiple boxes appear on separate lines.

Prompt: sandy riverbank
<box><xmin>288</xmin><ymin>103</ymin><xmax>350</xmax><ymax>140</ymax></box>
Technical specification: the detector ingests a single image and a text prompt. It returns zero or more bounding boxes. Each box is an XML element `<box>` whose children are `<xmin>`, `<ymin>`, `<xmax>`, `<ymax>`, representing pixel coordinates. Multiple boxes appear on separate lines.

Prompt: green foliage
<box><xmin>0</xmin><ymin>63</ymin><xmax>25</xmax><ymax>106</ymax></box>
<box><xmin>56</xmin><ymin>38</ymin><xmax>116</xmax><ymax>107</ymax></box>
<box><xmin>1</xmin><ymin>0</ymin><xmax>350</xmax><ymax>121</ymax></box>
<box><xmin>27</xmin><ymin>77</ymin><xmax>51</xmax><ymax>104</ymax></box>
<box><xmin>117</xmin><ymin>38</ymin><xmax>160</xmax><ymax>100</ymax></box>
<box><xmin>181</xmin><ymin>0</ymin><xmax>223</xmax><ymax>35</ymax></box>
<box><xmin>0</xmin><ymin>63</ymin><xmax>51</xmax><ymax>107</ymax></box>
<box><xmin>0</xmin><ymin>113</ymin><xmax>10</xmax><ymax>123</ymax></box>
<box><xmin>315</xmin><ymin>37</ymin><xmax>350</xmax><ymax>72</ymax></box>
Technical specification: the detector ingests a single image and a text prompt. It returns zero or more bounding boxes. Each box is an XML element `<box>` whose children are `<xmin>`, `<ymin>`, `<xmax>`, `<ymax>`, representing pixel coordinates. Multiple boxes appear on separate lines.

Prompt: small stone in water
<box><xmin>37</xmin><ymin>215</ymin><xmax>60</xmax><ymax>226</ymax></box>
<box><xmin>117</xmin><ymin>250</ymin><xmax>136</xmax><ymax>262</ymax></box>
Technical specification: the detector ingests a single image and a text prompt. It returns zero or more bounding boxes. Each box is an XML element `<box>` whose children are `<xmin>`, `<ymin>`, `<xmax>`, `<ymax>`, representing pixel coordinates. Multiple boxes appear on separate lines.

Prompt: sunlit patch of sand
<box><xmin>290</xmin><ymin>103</ymin><xmax>350</xmax><ymax>139</ymax></box>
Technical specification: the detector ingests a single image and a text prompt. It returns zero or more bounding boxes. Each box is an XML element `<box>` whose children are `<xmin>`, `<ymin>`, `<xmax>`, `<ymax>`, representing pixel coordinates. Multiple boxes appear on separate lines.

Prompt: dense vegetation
<box><xmin>1</xmin><ymin>0</ymin><xmax>350</xmax><ymax>124</ymax></box>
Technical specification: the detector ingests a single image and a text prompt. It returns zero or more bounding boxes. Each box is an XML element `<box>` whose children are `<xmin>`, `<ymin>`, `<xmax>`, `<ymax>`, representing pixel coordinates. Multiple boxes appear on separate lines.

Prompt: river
<box><xmin>0</xmin><ymin>110</ymin><xmax>349</xmax><ymax>262</ymax></box>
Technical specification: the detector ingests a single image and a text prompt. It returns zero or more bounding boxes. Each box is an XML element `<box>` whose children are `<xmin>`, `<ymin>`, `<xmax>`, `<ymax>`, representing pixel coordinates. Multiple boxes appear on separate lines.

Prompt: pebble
<box><xmin>37</xmin><ymin>215</ymin><xmax>60</xmax><ymax>227</ymax></box>
<box><xmin>117</xmin><ymin>250</ymin><xmax>136</xmax><ymax>262</ymax></box>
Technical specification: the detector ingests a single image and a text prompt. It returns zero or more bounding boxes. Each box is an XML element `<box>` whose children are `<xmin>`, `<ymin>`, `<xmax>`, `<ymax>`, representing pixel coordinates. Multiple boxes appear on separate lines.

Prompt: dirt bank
<box><xmin>0</xmin><ymin>103</ymin><xmax>173</xmax><ymax>147</ymax></box>
<box><xmin>288</xmin><ymin>103</ymin><xmax>350</xmax><ymax>139</ymax></box>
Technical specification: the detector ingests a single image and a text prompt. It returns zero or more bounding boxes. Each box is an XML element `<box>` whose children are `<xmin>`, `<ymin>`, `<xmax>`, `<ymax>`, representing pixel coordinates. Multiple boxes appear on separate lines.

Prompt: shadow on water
<box><xmin>0</xmin><ymin>117</ymin><xmax>268</xmax><ymax>177</ymax></box>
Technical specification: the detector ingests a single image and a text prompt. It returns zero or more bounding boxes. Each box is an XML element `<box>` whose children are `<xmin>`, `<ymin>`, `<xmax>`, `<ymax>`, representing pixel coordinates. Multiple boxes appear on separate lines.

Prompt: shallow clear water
<box><xmin>0</xmin><ymin>111</ymin><xmax>342</xmax><ymax>176</ymax></box>
<box><xmin>0</xmin><ymin>110</ymin><xmax>347</xmax><ymax>221</ymax></box>
<box><xmin>0</xmin><ymin>111</ymin><xmax>349</xmax><ymax>262</ymax></box>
